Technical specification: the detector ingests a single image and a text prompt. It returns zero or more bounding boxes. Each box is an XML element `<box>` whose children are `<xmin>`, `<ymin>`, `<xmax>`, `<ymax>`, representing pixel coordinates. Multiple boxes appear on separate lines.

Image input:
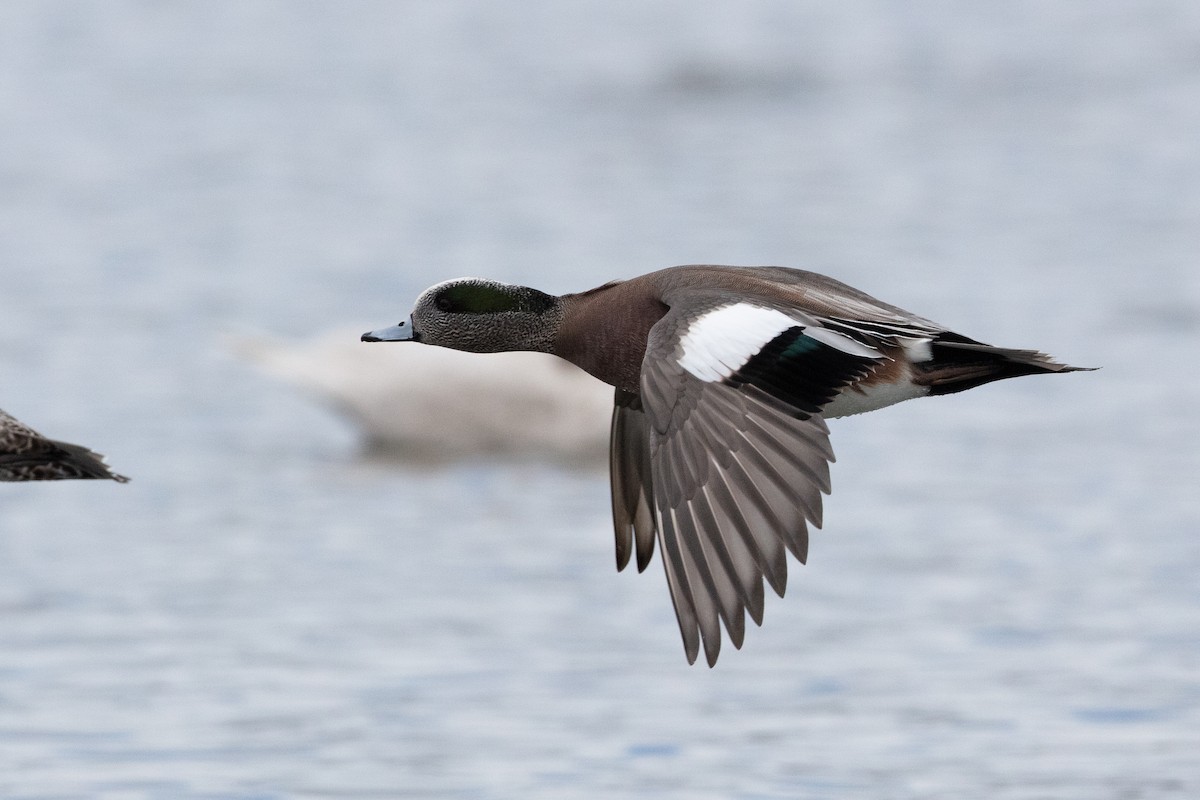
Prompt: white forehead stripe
<box><xmin>678</xmin><ymin>303</ymin><xmax>880</xmax><ymax>383</ymax></box>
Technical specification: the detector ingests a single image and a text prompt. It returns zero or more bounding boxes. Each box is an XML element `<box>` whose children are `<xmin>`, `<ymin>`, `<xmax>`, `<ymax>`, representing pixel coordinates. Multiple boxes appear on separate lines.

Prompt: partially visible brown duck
<box><xmin>0</xmin><ymin>409</ymin><xmax>129</xmax><ymax>483</ymax></box>
<box><xmin>363</xmin><ymin>265</ymin><xmax>1090</xmax><ymax>666</ymax></box>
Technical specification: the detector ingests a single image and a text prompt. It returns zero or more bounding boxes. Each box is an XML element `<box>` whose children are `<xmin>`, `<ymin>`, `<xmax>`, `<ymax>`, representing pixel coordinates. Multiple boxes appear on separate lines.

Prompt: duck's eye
<box><xmin>435</xmin><ymin>296</ymin><xmax>453</xmax><ymax>312</ymax></box>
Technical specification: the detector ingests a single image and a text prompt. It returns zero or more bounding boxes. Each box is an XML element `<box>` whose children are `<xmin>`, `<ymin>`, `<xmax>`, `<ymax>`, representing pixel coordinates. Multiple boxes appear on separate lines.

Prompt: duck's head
<box><xmin>361</xmin><ymin>278</ymin><xmax>562</xmax><ymax>354</ymax></box>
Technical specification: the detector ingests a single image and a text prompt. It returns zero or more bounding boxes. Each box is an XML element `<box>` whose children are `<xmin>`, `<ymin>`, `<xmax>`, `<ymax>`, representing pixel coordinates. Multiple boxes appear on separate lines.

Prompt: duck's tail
<box><xmin>3</xmin><ymin>440</ymin><xmax>132</xmax><ymax>483</ymax></box>
<box><xmin>914</xmin><ymin>332</ymin><xmax>1096</xmax><ymax>396</ymax></box>
<box><xmin>53</xmin><ymin>441</ymin><xmax>130</xmax><ymax>482</ymax></box>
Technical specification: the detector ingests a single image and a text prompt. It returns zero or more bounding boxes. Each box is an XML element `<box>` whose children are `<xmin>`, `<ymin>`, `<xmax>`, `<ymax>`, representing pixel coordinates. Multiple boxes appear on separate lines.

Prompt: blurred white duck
<box><xmin>232</xmin><ymin>328</ymin><xmax>611</xmax><ymax>462</ymax></box>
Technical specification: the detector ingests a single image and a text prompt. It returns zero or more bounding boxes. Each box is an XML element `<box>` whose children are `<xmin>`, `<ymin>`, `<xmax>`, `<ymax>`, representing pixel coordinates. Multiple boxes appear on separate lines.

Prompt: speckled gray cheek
<box><xmin>414</xmin><ymin>305</ymin><xmax>565</xmax><ymax>355</ymax></box>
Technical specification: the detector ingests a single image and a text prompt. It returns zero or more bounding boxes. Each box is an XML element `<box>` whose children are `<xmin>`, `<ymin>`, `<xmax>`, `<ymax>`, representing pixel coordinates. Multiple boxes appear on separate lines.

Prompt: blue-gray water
<box><xmin>2</xmin><ymin>2</ymin><xmax>1198</xmax><ymax>797</ymax></box>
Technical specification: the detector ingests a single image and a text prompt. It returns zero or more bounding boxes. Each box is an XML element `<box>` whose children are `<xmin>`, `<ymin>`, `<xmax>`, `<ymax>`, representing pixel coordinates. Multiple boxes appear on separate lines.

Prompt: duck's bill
<box><xmin>361</xmin><ymin>318</ymin><xmax>418</xmax><ymax>342</ymax></box>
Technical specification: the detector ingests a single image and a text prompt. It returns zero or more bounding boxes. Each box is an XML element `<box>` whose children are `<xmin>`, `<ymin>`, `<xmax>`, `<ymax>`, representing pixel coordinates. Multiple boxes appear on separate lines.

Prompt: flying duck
<box><xmin>363</xmin><ymin>265</ymin><xmax>1089</xmax><ymax>666</ymax></box>
<box><xmin>0</xmin><ymin>409</ymin><xmax>129</xmax><ymax>483</ymax></box>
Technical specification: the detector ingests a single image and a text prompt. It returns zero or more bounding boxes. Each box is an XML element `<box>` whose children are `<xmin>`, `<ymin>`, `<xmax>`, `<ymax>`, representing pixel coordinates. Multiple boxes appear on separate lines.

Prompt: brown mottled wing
<box><xmin>611</xmin><ymin>300</ymin><xmax>879</xmax><ymax>666</ymax></box>
<box><xmin>0</xmin><ymin>409</ymin><xmax>129</xmax><ymax>482</ymax></box>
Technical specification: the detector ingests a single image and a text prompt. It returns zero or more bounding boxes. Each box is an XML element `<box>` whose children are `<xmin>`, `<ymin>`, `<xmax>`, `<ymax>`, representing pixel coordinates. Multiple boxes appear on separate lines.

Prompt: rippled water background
<box><xmin>2</xmin><ymin>2</ymin><xmax>1199</xmax><ymax>797</ymax></box>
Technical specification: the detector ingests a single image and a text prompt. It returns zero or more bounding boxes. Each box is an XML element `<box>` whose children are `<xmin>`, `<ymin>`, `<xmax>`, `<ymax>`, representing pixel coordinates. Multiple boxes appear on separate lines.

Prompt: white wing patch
<box><xmin>677</xmin><ymin>303</ymin><xmax>880</xmax><ymax>383</ymax></box>
<box><xmin>678</xmin><ymin>305</ymin><xmax>797</xmax><ymax>382</ymax></box>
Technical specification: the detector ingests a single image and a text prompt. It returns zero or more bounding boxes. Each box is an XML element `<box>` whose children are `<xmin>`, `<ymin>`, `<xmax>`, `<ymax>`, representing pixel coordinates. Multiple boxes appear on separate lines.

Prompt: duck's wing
<box><xmin>610</xmin><ymin>389</ymin><xmax>657</xmax><ymax>573</ymax></box>
<box><xmin>609</xmin><ymin>297</ymin><xmax>882</xmax><ymax>666</ymax></box>
<box><xmin>0</xmin><ymin>409</ymin><xmax>129</xmax><ymax>482</ymax></box>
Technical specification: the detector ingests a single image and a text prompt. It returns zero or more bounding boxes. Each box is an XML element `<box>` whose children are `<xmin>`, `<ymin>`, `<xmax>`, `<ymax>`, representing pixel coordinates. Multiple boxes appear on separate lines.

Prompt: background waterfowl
<box><xmin>0</xmin><ymin>408</ymin><xmax>129</xmax><ymax>483</ymax></box>
<box><xmin>232</xmin><ymin>328</ymin><xmax>610</xmax><ymax>462</ymax></box>
<box><xmin>365</xmin><ymin>265</ymin><xmax>1090</xmax><ymax>666</ymax></box>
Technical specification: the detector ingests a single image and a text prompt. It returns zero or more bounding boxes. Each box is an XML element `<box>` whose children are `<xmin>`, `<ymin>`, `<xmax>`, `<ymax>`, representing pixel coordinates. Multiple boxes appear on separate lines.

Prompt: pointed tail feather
<box><xmin>51</xmin><ymin>441</ymin><xmax>131</xmax><ymax>482</ymax></box>
<box><xmin>0</xmin><ymin>440</ymin><xmax>132</xmax><ymax>482</ymax></box>
<box><xmin>916</xmin><ymin>333</ymin><xmax>1096</xmax><ymax>396</ymax></box>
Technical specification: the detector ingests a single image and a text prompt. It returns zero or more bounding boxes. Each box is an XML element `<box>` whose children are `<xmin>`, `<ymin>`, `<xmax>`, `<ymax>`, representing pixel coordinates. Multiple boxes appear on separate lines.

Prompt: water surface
<box><xmin>1</xmin><ymin>2</ymin><xmax>1198</xmax><ymax>797</ymax></box>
